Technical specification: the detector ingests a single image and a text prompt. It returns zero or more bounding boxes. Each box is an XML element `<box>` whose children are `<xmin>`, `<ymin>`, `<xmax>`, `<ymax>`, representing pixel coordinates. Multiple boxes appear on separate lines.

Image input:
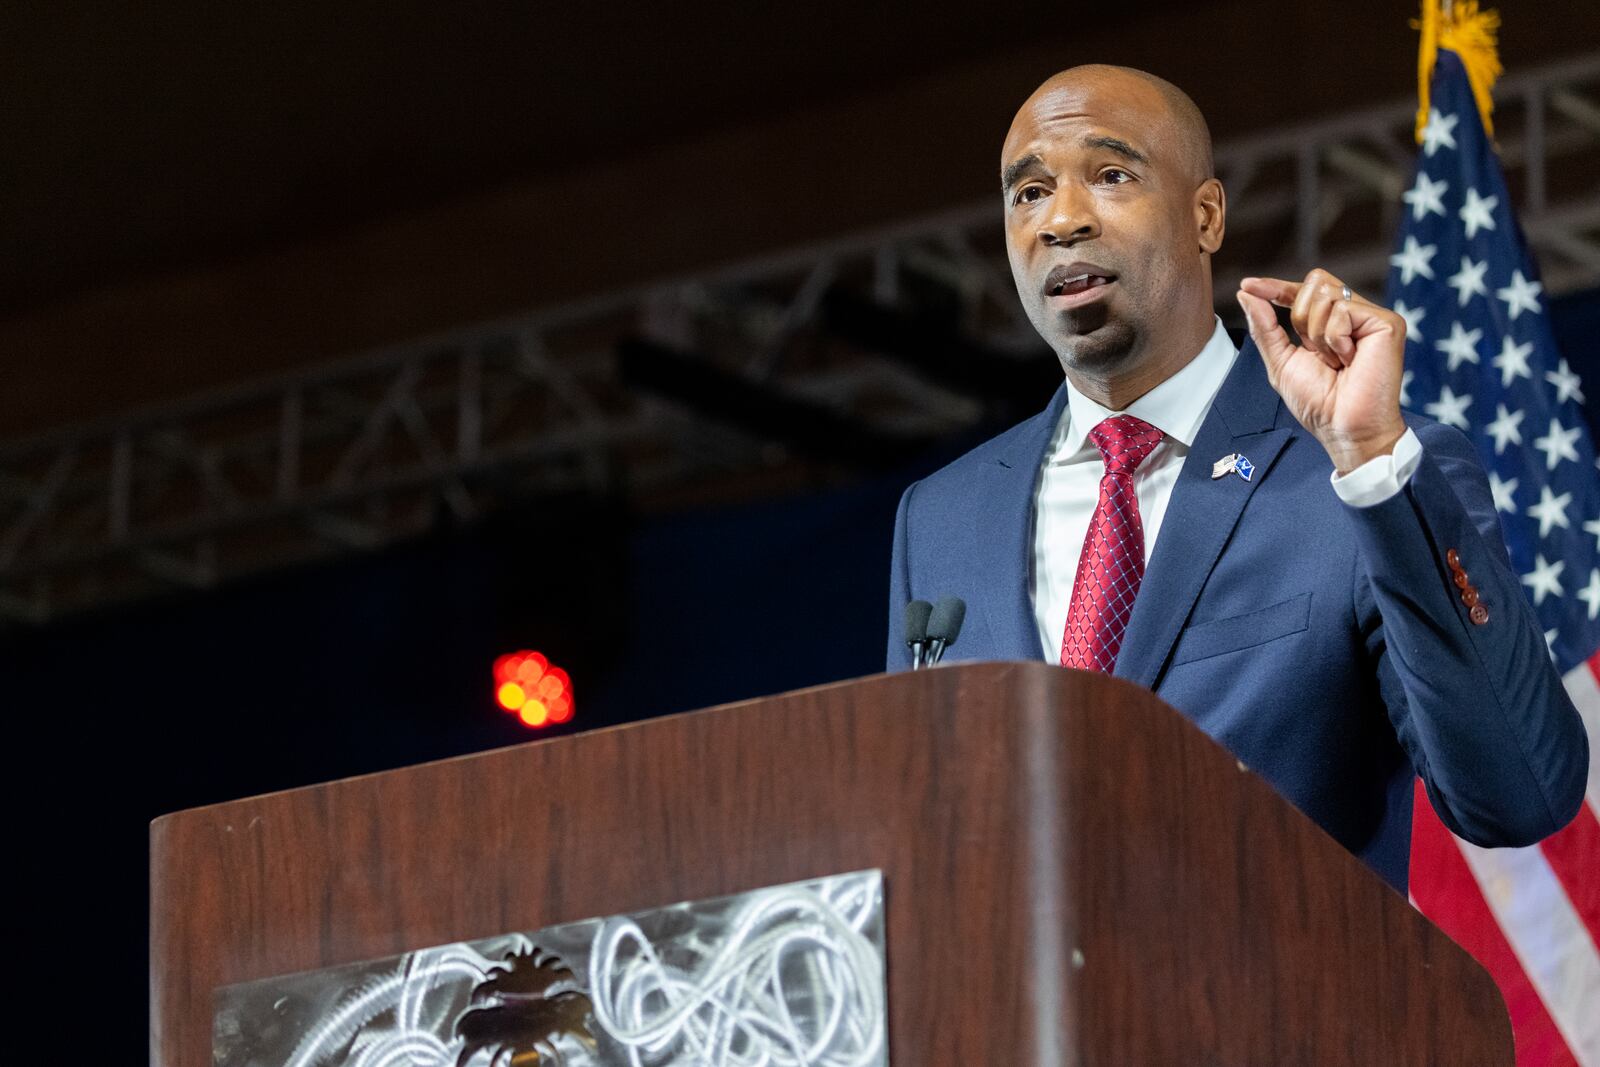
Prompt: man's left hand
<box><xmin>1237</xmin><ymin>270</ymin><xmax>1409</xmax><ymax>474</ymax></box>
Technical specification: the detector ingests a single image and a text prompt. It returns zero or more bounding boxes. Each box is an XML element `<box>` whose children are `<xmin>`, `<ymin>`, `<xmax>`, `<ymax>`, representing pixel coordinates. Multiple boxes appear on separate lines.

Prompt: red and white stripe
<box><xmin>1411</xmin><ymin>653</ymin><xmax>1600</xmax><ymax>1066</ymax></box>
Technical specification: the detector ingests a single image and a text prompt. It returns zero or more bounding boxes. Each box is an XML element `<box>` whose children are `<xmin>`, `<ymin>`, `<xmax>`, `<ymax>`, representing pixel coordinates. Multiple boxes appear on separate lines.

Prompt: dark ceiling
<box><xmin>1</xmin><ymin>1</ymin><xmax>1195</xmax><ymax>318</ymax></box>
<box><xmin>6</xmin><ymin>2</ymin><xmax>1597</xmax><ymax>327</ymax></box>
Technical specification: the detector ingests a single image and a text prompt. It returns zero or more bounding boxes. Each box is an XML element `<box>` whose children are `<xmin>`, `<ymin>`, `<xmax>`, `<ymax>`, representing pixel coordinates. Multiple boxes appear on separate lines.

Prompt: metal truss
<box><xmin>4</xmin><ymin>52</ymin><xmax>1599</xmax><ymax>624</ymax></box>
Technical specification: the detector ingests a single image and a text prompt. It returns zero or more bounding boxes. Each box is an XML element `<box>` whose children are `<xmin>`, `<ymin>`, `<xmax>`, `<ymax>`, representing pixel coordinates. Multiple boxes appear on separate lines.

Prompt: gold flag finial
<box><xmin>1412</xmin><ymin>0</ymin><xmax>1504</xmax><ymax>143</ymax></box>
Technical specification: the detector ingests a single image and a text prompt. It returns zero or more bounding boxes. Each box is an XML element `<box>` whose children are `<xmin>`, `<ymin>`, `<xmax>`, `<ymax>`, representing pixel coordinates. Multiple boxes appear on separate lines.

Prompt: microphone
<box><xmin>905</xmin><ymin>599</ymin><xmax>933</xmax><ymax>668</ymax></box>
<box><xmin>922</xmin><ymin>596</ymin><xmax>967</xmax><ymax>668</ymax></box>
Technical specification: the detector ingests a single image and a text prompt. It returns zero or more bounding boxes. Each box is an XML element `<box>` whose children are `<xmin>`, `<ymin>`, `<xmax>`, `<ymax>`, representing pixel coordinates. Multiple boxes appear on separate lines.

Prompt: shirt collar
<box><xmin>1050</xmin><ymin>316</ymin><xmax>1238</xmax><ymax>462</ymax></box>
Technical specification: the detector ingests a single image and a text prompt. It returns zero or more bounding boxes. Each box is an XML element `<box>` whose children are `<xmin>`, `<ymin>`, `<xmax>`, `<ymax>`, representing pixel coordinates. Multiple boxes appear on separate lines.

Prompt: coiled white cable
<box><xmin>587</xmin><ymin>884</ymin><xmax>884</xmax><ymax>1067</ymax></box>
<box><xmin>283</xmin><ymin>943</ymin><xmax>503</xmax><ymax>1067</ymax></box>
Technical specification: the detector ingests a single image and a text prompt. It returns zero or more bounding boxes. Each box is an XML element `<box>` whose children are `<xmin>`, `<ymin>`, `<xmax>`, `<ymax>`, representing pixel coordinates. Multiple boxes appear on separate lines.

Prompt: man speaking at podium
<box><xmin>886</xmin><ymin>65</ymin><xmax>1588</xmax><ymax>890</ymax></box>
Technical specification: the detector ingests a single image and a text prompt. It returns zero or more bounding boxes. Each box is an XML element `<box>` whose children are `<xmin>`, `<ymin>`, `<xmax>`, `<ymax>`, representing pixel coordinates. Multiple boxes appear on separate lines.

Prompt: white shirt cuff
<box><xmin>1329</xmin><ymin>428</ymin><xmax>1423</xmax><ymax>507</ymax></box>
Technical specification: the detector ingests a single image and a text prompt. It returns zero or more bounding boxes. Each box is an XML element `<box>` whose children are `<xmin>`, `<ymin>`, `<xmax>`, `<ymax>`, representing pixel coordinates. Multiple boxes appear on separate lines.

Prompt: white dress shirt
<box><xmin>1030</xmin><ymin>318</ymin><xmax>1422</xmax><ymax>660</ymax></box>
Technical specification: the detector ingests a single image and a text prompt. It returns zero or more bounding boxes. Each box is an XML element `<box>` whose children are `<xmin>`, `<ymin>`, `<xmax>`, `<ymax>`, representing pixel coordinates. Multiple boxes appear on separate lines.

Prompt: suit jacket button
<box><xmin>1454</xmin><ymin>570</ymin><xmax>1471</xmax><ymax>588</ymax></box>
<box><xmin>1447</xmin><ymin>548</ymin><xmax>1462</xmax><ymax>569</ymax></box>
<box><xmin>1462</xmin><ymin>587</ymin><xmax>1479</xmax><ymax>607</ymax></box>
<box><xmin>1469</xmin><ymin>604</ymin><xmax>1489</xmax><ymax>625</ymax></box>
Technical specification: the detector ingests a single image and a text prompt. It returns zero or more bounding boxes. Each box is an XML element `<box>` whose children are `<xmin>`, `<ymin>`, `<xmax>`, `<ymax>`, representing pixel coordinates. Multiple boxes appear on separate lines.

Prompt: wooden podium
<box><xmin>151</xmin><ymin>662</ymin><xmax>1512</xmax><ymax>1065</ymax></box>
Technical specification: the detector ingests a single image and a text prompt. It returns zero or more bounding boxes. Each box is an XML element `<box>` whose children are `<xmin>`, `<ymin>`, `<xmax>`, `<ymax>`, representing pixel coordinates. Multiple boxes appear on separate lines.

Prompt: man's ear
<box><xmin>1196</xmin><ymin>177</ymin><xmax>1226</xmax><ymax>254</ymax></box>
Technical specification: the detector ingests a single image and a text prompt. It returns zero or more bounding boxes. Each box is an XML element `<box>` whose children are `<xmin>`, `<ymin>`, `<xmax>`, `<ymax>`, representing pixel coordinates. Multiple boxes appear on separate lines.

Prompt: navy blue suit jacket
<box><xmin>887</xmin><ymin>341</ymin><xmax>1589</xmax><ymax>890</ymax></box>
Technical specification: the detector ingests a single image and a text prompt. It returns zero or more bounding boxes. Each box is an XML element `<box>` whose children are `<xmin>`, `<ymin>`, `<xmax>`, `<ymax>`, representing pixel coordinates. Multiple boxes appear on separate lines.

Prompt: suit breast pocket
<box><xmin>1171</xmin><ymin>592</ymin><xmax>1313</xmax><ymax>666</ymax></box>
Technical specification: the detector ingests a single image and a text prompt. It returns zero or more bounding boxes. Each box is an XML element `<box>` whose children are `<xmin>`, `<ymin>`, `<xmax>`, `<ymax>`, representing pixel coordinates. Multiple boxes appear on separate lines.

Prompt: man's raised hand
<box><xmin>1237</xmin><ymin>269</ymin><xmax>1409</xmax><ymax>474</ymax></box>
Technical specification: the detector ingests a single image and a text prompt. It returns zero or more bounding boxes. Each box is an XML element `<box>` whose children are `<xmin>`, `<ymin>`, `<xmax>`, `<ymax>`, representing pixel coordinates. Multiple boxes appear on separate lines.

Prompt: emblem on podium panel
<box><xmin>454</xmin><ymin>949</ymin><xmax>596</xmax><ymax>1066</ymax></box>
<box><xmin>212</xmin><ymin>870</ymin><xmax>887</xmax><ymax>1067</ymax></box>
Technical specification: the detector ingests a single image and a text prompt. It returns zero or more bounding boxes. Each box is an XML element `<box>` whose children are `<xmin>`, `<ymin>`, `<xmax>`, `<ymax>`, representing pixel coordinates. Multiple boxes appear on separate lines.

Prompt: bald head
<box><xmin>998</xmin><ymin>63</ymin><xmax>1227</xmax><ymax>408</ymax></box>
<box><xmin>1006</xmin><ymin>65</ymin><xmax>1213</xmax><ymax>186</ymax></box>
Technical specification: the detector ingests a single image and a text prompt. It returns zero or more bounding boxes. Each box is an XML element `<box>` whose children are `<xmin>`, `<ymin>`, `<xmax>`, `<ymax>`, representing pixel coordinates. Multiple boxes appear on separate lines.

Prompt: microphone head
<box><xmin>904</xmin><ymin>599</ymin><xmax>933</xmax><ymax>645</ymax></box>
<box><xmin>928</xmin><ymin>596</ymin><xmax>967</xmax><ymax>644</ymax></box>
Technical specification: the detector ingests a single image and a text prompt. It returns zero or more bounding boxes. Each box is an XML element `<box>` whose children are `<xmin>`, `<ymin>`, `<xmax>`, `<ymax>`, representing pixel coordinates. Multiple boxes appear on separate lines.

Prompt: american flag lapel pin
<box><xmin>1212</xmin><ymin>452</ymin><xmax>1254</xmax><ymax>482</ymax></box>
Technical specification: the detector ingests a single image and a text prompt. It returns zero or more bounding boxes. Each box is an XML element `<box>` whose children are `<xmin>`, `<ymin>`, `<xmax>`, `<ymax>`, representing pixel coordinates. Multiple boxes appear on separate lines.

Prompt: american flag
<box><xmin>1387</xmin><ymin>46</ymin><xmax>1600</xmax><ymax>1066</ymax></box>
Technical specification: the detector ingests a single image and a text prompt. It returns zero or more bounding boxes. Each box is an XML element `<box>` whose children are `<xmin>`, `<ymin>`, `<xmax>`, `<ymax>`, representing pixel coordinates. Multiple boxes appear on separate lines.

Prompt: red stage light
<box><xmin>494</xmin><ymin>650</ymin><xmax>573</xmax><ymax>727</ymax></box>
<box><xmin>519</xmin><ymin>699</ymin><xmax>550</xmax><ymax>727</ymax></box>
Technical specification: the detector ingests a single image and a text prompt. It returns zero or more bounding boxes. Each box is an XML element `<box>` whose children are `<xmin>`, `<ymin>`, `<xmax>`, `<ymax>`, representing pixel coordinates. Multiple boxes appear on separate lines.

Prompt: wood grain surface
<box><xmin>151</xmin><ymin>662</ymin><xmax>1512</xmax><ymax>1065</ymax></box>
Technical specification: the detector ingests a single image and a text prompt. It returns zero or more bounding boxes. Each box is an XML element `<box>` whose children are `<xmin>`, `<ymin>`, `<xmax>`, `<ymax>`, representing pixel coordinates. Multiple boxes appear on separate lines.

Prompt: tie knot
<box><xmin>1090</xmin><ymin>415</ymin><xmax>1164</xmax><ymax>475</ymax></box>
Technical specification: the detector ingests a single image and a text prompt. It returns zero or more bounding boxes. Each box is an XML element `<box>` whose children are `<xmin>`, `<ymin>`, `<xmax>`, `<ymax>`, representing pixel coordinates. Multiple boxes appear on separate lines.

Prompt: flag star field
<box><xmin>1387</xmin><ymin>52</ymin><xmax>1600</xmax><ymax>663</ymax></box>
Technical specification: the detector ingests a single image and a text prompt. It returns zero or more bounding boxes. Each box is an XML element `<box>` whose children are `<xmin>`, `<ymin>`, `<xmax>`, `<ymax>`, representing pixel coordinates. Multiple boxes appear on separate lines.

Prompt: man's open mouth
<box><xmin>1044</xmin><ymin>262</ymin><xmax>1118</xmax><ymax>298</ymax></box>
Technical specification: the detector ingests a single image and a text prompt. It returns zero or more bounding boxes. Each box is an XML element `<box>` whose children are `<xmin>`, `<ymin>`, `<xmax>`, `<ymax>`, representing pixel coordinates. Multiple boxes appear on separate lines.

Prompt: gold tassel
<box><xmin>1412</xmin><ymin>0</ymin><xmax>1504</xmax><ymax>143</ymax></box>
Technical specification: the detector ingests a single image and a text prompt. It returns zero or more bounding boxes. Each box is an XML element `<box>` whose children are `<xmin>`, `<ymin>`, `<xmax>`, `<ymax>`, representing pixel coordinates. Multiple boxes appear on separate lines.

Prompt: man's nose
<box><xmin>1037</xmin><ymin>186</ymin><xmax>1099</xmax><ymax>247</ymax></box>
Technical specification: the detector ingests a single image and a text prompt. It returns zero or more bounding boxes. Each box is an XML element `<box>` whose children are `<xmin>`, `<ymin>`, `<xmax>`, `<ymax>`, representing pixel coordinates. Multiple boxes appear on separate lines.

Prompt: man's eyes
<box><xmin>1012</xmin><ymin>169</ymin><xmax>1133</xmax><ymax>204</ymax></box>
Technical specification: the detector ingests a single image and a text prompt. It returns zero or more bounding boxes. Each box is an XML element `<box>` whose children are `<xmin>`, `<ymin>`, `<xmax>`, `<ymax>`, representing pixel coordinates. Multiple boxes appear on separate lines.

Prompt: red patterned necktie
<box><xmin>1060</xmin><ymin>414</ymin><xmax>1165</xmax><ymax>672</ymax></box>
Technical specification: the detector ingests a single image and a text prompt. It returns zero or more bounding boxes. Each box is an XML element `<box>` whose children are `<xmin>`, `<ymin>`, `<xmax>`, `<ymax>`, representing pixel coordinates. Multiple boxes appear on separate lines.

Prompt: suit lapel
<box><xmin>1114</xmin><ymin>341</ymin><xmax>1294</xmax><ymax>689</ymax></box>
<box><xmin>972</xmin><ymin>382</ymin><xmax>1070</xmax><ymax>660</ymax></box>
